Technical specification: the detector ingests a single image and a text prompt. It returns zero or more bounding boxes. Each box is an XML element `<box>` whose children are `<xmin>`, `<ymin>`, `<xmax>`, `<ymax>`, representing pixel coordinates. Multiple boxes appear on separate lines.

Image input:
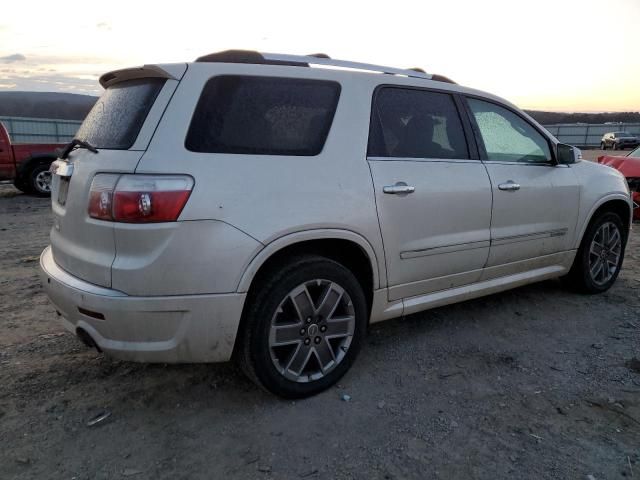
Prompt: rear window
<box><xmin>76</xmin><ymin>78</ymin><xmax>165</xmax><ymax>150</ymax></box>
<box><xmin>185</xmin><ymin>76</ymin><xmax>341</xmax><ymax>156</ymax></box>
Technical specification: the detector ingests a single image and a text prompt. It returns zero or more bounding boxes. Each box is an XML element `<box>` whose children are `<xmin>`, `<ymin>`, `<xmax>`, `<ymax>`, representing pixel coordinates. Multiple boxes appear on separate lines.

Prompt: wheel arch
<box><xmin>232</xmin><ymin>230</ymin><xmax>381</xmax><ymax>362</ymax></box>
<box><xmin>236</xmin><ymin>229</ymin><xmax>382</xmax><ymax>313</ymax></box>
<box><xmin>575</xmin><ymin>194</ymin><xmax>633</xmax><ymax>249</ymax></box>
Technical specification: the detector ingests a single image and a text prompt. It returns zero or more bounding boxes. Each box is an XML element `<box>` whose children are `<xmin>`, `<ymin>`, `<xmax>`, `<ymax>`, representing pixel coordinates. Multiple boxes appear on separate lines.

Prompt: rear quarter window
<box><xmin>76</xmin><ymin>78</ymin><xmax>165</xmax><ymax>150</ymax></box>
<box><xmin>185</xmin><ymin>76</ymin><xmax>341</xmax><ymax>156</ymax></box>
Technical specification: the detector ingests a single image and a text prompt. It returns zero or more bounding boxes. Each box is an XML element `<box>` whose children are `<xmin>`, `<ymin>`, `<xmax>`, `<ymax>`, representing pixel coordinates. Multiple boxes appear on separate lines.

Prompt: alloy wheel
<box><xmin>268</xmin><ymin>279</ymin><xmax>355</xmax><ymax>383</ymax></box>
<box><xmin>588</xmin><ymin>221</ymin><xmax>622</xmax><ymax>286</ymax></box>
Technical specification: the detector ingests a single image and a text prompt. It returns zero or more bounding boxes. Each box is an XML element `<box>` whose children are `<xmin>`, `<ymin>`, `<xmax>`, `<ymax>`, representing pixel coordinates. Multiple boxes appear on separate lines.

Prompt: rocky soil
<box><xmin>1</xmin><ymin>183</ymin><xmax>639</xmax><ymax>480</ymax></box>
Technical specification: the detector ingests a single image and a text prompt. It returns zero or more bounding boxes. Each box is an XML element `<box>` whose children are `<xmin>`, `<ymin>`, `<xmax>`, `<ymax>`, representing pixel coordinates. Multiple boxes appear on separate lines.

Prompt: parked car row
<box><xmin>600</xmin><ymin>131</ymin><xmax>639</xmax><ymax>150</ymax></box>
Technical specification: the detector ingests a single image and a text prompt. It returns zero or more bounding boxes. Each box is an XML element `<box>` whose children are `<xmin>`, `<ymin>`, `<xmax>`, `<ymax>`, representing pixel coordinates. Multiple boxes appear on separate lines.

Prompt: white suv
<box><xmin>41</xmin><ymin>50</ymin><xmax>633</xmax><ymax>397</ymax></box>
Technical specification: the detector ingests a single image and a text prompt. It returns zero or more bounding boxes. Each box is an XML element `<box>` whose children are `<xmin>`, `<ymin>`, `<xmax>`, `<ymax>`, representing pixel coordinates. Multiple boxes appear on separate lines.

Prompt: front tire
<box><xmin>600</xmin><ymin>142</ymin><xmax>606</xmax><ymax>150</ymax></box>
<box><xmin>565</xmin><ymin>212</ymin><xmax>626</xmax><ymax>294</ymax></box>
<box><xmin>237</xmin><ymin>255</ymin><xmax>367</xmax><ymax>398</ymax></box>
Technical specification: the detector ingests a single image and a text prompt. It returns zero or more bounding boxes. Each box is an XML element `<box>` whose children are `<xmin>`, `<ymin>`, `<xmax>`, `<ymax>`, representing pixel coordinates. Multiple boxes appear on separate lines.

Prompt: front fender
<box><xmin>574</xmin><ymin>192</ymin><xmax>633</xmax><ymax>249</ymax></box>
<box><xmin>236</xmin><ymin>228</ymin><xmax>383</xmax><ymax>293</ymax></box>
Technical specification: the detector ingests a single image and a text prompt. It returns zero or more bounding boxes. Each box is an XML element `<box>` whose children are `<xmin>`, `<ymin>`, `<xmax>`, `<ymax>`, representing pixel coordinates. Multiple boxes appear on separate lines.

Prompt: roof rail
<box><xmin>195</xmin><ymin>50</ymin><xmax>307</xmax><ymax>67</ymax></box>
<box><xmin>262</xmin><ymin>53</ymin><xmax>432</xmax><ymax>79</ymax></box>
<box><xmin>195</xmin><ymin>50</ymin><xmax>433</xmax><ymax>80</ymax></box>
<box><xmin>430</xmin><ymin>74</ymin><xmax>457</xmax><ymax>84</ymax></box>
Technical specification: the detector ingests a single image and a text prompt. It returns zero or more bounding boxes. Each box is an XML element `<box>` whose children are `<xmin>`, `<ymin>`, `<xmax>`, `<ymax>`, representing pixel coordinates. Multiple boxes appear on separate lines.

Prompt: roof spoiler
<box><xmin>99</xmin><ymin>65</ymin><xmax>179</xmax><ymax>88</ymax></box>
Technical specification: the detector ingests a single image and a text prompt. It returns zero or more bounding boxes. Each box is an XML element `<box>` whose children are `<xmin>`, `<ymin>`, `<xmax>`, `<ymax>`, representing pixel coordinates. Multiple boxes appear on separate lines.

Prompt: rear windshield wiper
<box><xmin>58</xmin><ymin>138</ymin><xmax>98</xmax><ymax>159</ymax></box>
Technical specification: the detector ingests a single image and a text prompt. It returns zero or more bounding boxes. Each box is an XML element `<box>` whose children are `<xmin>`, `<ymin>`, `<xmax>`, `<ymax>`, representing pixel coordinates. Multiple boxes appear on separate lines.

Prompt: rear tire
<box><xmin>237</xmin><ymin>255</ymin><xmax>367</xmax><ymax>398</ymax></box>
<box><xmin>564</xmin><ymin>212</ymin><xmax>626</xmax><ymax>294</ymax></box>
<box><xmin>27</xmin><ymin>163</ymin><xmax>52</xmax><ymax>197</ymax></box>
<box><xmin>612</xmin><ymin>143</ymin><xmax>617</xmax><ymax>151</ymax></box>
<box><xmin>600</xmin><ymin>142</ymin><xmax>606</xmax><ymax>150</ymax></box>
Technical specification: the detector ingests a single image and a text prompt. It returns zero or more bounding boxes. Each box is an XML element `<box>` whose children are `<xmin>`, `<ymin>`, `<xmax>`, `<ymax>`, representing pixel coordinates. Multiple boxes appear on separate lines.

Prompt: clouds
<box><xmin>0</xmin><ymin>73</ymin><xmax>99</xmax><ymax>93</ymax></box>
<box><xmin>0</xmin><ymin>0</ymin><xmax>638</xmax><ymax>109</ymax></box>
<box><xmin>0</xmin><ymin>54</ymin><xmax>116</xmax><ymax>94</ymax></box>
<box><xmin>0</xmin><ymin>53</ymin><xmax>26</xmax><ymax>63</ymax></box>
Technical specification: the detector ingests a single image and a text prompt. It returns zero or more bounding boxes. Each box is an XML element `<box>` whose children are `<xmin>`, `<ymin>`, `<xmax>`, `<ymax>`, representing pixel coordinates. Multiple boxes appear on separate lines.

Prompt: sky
<box><xmin>1</xmin><ymin>0</ymin><xmax>639</xmax><ymax>112</ymax></box>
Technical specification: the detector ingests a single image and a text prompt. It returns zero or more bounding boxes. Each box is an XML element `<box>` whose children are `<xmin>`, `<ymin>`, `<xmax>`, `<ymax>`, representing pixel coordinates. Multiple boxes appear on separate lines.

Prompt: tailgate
<box><xmin>49</xmin><ymin>65</ymin><xmax>186</xmax><ymax>287</ymax></box>
<box><xmin>51</xmin><ymin>150</ymin><xmax>144</xmax><ymax>287</ymax></box>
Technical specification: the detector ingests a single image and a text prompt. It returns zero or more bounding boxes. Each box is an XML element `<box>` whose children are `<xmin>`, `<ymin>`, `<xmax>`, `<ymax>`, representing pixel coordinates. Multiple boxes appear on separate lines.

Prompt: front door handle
<box><xmin>383</xmin><ymin>182</ymin><xmax>415</xmax><ymax>195</ymax></box>
<box><xmin>498</xmin><ymin>180</ymin><xmax>520</xmax><ymax>192</ymax></box>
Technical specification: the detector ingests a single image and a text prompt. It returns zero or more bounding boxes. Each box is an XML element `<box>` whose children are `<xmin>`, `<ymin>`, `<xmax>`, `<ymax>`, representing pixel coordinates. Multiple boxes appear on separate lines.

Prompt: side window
<box><xmin>186</xmin><ymin>76</ymin><xmax>341</xmax><ymax>156</ymax></box>
<box><xmin>467</xmin><ymin>98</ymin><xmax>552</xmax><ymax>163</ymax></box>
<box><xmin>368</xmin><ymin>87</ymin><xmax>469</xmax><ymax>160</ymax></box>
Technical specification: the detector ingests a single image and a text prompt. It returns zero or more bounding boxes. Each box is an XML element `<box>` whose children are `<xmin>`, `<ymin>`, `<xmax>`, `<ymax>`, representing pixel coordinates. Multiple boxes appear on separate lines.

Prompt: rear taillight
<box><xmin>88</xmin><ymin>174</ymin><xmax>194</xmax><ymax>223</ymax></box>
<box><xmin>88</xmin><ymin>174</ymin><xmax>120</xmax><ymax>221</ymax></box>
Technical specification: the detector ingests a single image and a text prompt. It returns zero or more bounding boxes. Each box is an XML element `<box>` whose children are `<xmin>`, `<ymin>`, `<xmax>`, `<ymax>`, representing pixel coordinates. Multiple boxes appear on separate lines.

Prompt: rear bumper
<box><xmin>40</xmin><ymin>246</ymin><xmax>246</xmax><ymax>363</ymax></box>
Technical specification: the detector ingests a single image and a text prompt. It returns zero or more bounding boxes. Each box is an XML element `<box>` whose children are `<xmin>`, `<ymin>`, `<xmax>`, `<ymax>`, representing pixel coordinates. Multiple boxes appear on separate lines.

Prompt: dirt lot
<box><xmin>1</xmin><ymin>155</ymin><xmax>639</xmax><ymax>479</ymax></box>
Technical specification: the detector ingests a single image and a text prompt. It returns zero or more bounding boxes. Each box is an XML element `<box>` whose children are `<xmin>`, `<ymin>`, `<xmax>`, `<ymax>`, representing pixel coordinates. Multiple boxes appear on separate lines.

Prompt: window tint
<box><xmin>77</xmin><ymin>78</ymin><xmax>165</xmax><ymax>150</ymax></box>
<box><xmin>467</xmin><ymin>98</ymin><xmax>551</xmax><ymax>163</ymax></box>
<box><xmin>368</xmin><ymin>87</ymin><xmax>469</xmax><ymax>159</ymax></box>
<box><xmin>186</xmin><ymin>76</ymin><xmax>340</xmax><ymax>156</ymax></box>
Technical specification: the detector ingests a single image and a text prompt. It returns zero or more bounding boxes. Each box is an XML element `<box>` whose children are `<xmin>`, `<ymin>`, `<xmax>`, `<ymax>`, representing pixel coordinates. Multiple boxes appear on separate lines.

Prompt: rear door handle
<box><xmin>383</xmin><ymin>182</ymin><xmax>415</xmax><ymax>195</ymax></box>
<box><xmin>498</xmin><ymin>180</ymin><xmax>520</xmax><ymax>191</ymax></box>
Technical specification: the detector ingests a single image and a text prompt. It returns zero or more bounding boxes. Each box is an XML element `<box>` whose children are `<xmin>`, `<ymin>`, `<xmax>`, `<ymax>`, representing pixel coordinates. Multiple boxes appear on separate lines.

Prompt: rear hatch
<box><xmin>49</xmin><ymin>64</ymin><xmax>186</xmax><ymax>288</ymax></box>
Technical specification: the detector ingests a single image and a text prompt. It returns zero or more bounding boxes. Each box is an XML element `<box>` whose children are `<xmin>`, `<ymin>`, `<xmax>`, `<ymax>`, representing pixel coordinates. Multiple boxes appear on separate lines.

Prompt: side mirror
<box><xmin>557</xmin><ymin>143</ymin><xmax>582</xmax><ymax>164</ymax></box>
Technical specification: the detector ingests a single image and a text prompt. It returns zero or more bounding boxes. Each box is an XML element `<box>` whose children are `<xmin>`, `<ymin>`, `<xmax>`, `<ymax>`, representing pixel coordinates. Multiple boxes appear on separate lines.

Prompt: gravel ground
<box><xmin>1</xmin><ymin>177</ymin><xmax>639</xmax><ymax>480</ymax></box>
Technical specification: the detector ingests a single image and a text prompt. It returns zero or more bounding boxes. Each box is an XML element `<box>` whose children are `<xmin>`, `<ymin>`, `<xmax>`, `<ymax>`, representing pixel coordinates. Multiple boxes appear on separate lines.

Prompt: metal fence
<box><xmin>0</xmin><ymin>116</ymin><xmax>82</xmax><ymax>144</ymax></box>
<box><xmin>1</xmin><ymin>115</ymin><xmax>638</xmax><ymax>150</ymax></box>
<box><xmin>543</xmin><ymin>123</ymin><xmax>640</xmax><ymax>148</ymax></box>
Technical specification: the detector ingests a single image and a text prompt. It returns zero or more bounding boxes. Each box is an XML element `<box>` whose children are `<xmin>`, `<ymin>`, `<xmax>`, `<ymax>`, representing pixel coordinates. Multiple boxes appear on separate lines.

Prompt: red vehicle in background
<box><xmin>0</xmin><ymin>121</ymin><xmax>64</xmax><ymax>196</ymax></box>
<box><xmin>598</xmin><ymin>146</ymin><xmax>640</xmax><ymax>220</ymax></box>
